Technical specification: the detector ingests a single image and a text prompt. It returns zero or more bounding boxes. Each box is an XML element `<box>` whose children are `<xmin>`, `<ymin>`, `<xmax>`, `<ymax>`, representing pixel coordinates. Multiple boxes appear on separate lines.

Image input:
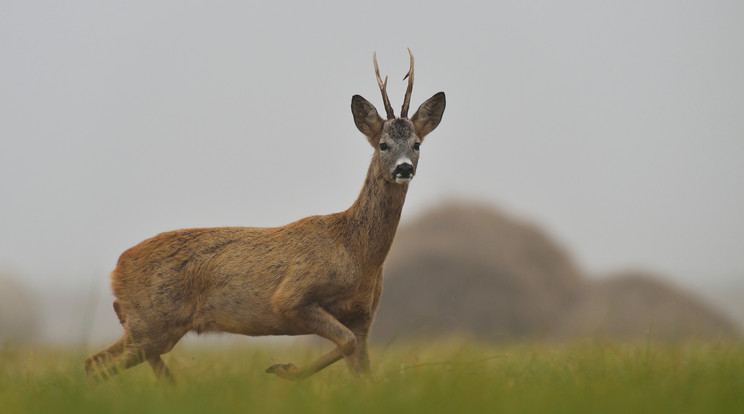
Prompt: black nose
<box><xmin>394</xmin><ymin>163</ymin><xmax>414</xmax><ymax>178</ymax></box>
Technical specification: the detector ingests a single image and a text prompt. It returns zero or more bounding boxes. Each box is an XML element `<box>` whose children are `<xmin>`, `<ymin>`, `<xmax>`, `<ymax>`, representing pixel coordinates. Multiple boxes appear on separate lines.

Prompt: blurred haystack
<box><xmin>0</xmin><ymin>273</ymin><xmax>40</xmax><ymax>343</ymax></box>
<box><xmin>372</xmin><ymin>203</ymin><xmax>737</xmax><ymax>341</ymax></box>
<box><xmin>556</xmin><ymin>271</ymin><xmax>737</xmax><ymax>339</ymax></box>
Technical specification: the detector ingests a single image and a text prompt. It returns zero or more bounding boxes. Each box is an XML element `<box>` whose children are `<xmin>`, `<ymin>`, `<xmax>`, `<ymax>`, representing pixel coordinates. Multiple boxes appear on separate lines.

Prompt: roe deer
<box><xmin>85</xmin><ymin>49</ymin><xmax>446</xmax><ymax>381</ymax></box>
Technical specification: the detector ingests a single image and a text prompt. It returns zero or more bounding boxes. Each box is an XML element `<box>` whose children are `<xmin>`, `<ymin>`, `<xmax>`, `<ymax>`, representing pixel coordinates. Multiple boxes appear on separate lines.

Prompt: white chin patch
<box><xmin>395</xmin><ymin>176</ymin><xmax>413</xmax><ymax>184</ymax></box>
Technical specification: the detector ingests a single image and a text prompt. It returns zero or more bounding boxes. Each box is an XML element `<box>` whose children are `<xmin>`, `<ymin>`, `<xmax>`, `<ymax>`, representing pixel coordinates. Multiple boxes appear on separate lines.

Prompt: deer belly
<box><xmin>192</xmin><ymin>296</ymin><xmax>303</xmax><ymax>336</ymax></box>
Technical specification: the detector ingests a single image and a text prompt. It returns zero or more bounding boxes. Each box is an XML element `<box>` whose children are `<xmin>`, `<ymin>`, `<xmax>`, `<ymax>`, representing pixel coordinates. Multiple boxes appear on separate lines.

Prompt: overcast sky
<box><xmin>1</xmin><ymin>1</ymin><xmax>743</xmax><ymax>296</ymax></box>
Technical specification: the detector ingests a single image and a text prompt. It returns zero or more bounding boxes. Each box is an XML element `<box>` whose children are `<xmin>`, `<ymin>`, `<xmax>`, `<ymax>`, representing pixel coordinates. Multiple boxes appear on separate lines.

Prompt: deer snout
<box><xmin>393</xmin><ymin>162</ymin><xmax>414</xmax><ymax>184</ymax></box>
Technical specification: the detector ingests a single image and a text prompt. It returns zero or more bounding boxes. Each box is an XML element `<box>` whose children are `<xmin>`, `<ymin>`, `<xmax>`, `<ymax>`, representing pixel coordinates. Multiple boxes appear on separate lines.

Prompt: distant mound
<box><xmin>0</xmin><ymin>274</ymin><xmax>40</xmax><ymax>343</ymax></box>
<box><xmin>372</xmin><ymin>203</ymin><xmax>737</xmax><ymax>341</ymax></box>
<box><xmin>556</xmin><ymin>271</ymin><xmax>738</xmax><ymax>339</ymax></box>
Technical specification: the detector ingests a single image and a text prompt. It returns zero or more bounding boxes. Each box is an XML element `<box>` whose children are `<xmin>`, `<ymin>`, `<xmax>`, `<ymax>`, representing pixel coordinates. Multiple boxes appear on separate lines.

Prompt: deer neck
<box><xmin>342</xmin><ymin>153</ymin><xmax>409</xmax><ymax>269</ymax></box>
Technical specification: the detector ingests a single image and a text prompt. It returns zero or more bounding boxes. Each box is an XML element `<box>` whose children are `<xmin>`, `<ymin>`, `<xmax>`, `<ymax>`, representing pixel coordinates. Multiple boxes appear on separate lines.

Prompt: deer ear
<box><xmin>351</xmin><ymin>95</ymin><xmax>383</xmax><ymax>139</ymax></box>
<box><xmin>411</xmin><ymin>92</ymin><xmax>446</xmax><ymax>139</ymax></box>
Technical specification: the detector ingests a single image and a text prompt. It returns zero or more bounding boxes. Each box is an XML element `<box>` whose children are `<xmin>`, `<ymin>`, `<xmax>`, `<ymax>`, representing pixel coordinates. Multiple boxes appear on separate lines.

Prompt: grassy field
<box><xmin>1</xmin><ymin>339</ymin><xmax>743</xmax><ymax>413</ymax></box>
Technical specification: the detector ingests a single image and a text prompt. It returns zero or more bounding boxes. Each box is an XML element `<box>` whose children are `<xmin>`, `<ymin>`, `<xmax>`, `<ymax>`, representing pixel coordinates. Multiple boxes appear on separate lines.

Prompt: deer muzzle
<box><xmin>393</xmin><ymin>162</ymin><xmax>414</xmax><ymax>184</ymax></box>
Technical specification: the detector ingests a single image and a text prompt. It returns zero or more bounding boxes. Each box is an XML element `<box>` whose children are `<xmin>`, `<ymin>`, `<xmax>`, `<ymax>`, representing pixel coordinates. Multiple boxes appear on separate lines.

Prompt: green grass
<box><xmin>2</xmin><ymin>339</ymin><xmax>743</xmax><ymax>413</ymax></box>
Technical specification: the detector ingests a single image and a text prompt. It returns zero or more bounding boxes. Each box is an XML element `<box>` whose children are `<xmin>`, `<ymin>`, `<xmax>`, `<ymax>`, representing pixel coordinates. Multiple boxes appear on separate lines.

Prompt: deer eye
<box><xmin>379</xmin><ymin>142</ymin><xmax>389</xmax><ymax>151</ymax></box>
<box><xmin>413</xmin><ymin>142</ymin><xmax>420</xmax><ymax>151</ymax></box>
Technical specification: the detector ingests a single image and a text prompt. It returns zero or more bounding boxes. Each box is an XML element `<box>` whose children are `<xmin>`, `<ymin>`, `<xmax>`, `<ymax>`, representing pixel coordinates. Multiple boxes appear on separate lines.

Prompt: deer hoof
<box><xmin>266</xmin><ymin>363</ymin><xmax>300</xmax><ymax>380</ymax></box>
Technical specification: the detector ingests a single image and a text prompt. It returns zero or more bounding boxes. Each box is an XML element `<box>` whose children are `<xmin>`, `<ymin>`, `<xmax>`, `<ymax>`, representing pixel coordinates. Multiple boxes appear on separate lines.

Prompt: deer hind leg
<box><xmin>86</xmin><ymin>316</ymin><xmax>185</xmax><ymax>382</ymax></box>
<box><xmin>266</xmin><ymin>303</ymin><xmax>357</xmax><ymax>380</ymax></box>
<box><xmin>148</xmin><ymin>356</ymin><xmax>175</xmax><ymax>383</ymax></box>
<box><xmin>85</xmin><ymin>334</ymin><xmax>130</xmax><ymax>380</ymax></box>
<box><xmin>85</xmin><ymin>332</ymin><xmax>156</xmax><ymax>381</ymax></box>
<box><xmin>125</xmin><ymin>318</ymin><xmax>184</xmax><ymax>382</ymax></box>
<box><xmin>86</xmin><ymin>334</ymin><xmax>181</xmax><ymax>382</ymax></box>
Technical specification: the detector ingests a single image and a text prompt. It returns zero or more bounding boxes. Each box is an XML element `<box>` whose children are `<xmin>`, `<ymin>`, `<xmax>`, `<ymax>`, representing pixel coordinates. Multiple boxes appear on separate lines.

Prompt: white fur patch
<box><xmin>396</xmin><ymin>157</ymin><xmax>413</xmax><ymax>167</ymax></box>
<box><xmin>395</xmin><ymin>176</ymin><xmax>413</xmax><ymax>184</ymax></box>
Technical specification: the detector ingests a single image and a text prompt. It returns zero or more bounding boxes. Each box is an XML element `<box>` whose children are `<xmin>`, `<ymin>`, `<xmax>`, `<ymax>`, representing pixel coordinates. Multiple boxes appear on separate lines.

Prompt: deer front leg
<box><xmin>344</xmin><ymin>333</ymin><xmax>370</xmax><ymax>375</ymax></box>
<box><xmin>342</xmin><ymin>315</ymin><xmax>375</xmax><ymax>376</ymax></box>
<box><xmin>266</xmin><ymin>347</ymin><xmax>345</xmax><ymax>380</ymax></box>
<box><xmin>266</xmin><ymin>303</ymin><xmax>357</xmax><ymax>380</ymax></box>
<box><xmin>344</xmin><ymin>269</ymin><xmax>382</xmax><ymax>376</ymax></box>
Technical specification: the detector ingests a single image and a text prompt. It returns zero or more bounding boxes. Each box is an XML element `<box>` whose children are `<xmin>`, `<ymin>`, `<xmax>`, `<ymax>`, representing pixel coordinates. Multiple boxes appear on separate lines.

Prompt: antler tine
<box><xmin>400</xmin><ymin>48</ymin><xmax>415</xmax><ymax>118</ymax></box>
<box><xmin>373</xmin><ymin>52</ymin><xmax>396</xmax><ymax>120</ymax></box>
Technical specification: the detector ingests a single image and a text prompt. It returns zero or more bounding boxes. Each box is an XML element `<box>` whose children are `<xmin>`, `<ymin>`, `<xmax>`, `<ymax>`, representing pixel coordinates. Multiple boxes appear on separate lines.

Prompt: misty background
<box><xmin>1</xmin><ymin>1</ymin><xmax>743</xmax><ymax>344</ymax></box>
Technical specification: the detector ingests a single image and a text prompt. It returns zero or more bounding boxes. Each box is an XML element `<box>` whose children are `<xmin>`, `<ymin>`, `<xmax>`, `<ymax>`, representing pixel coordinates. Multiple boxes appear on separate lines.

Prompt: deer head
<box><xmin>351</xmin><ymin>49</ymin><xmax>446</xmax><ymax>184</ymax></box>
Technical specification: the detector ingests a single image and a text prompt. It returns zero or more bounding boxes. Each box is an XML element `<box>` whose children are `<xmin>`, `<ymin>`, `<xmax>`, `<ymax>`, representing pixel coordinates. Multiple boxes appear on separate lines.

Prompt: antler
<box><xmin>400</xmin><ymin>48</ymin><xmax>415</xmax><ymax>118</ymax></box>
<box><xmin>373</xmin><ymin>52</ymin><xmax>396</xmax><ymax>120</ymax></box>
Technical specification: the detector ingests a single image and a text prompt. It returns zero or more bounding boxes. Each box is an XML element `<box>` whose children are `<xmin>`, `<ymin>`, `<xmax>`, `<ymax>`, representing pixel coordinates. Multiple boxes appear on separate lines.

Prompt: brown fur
<box><xmin>85</xmin><ymin>52</ymin><xmax>445</xmax><ymax>381</ymax></box>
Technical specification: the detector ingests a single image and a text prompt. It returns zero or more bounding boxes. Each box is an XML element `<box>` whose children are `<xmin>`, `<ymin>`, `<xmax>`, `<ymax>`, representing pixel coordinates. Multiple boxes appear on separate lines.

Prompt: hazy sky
<box><xmin>1</xmin><ymin>1</ymin><xmax>743</xmax><ymax>296</ymax></box>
